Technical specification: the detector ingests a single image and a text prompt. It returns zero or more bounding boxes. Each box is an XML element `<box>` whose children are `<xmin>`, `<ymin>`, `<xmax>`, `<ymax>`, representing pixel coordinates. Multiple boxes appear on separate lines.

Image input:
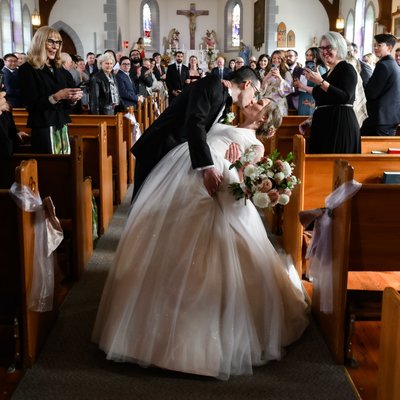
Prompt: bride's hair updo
<box><xmin>256</xmin><ymin>98</ymin><xmax>282</xmax><ymax>137</ymax></box>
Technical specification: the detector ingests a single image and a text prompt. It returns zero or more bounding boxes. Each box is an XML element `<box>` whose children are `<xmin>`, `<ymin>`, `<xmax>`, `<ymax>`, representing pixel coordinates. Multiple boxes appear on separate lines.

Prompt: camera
<box><xmin>305</xmin><ymin>61</ymin><xmax>316</xmax><ymax>71</ymax></box>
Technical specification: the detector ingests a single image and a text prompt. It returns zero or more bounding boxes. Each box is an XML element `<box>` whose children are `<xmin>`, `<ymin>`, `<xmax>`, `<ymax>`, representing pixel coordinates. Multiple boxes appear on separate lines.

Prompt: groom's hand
<box><xmin>202</xmin><ymin>167</ymin><xmax>223</xmax><ymax>197</ymax></box>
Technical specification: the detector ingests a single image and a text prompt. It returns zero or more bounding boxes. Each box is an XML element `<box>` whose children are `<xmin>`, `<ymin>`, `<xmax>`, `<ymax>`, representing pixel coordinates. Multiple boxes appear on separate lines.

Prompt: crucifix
<box><xmin>177</xmin><ymin>3</ymin><xmax>209</xmax><ymax>50</ymax></box>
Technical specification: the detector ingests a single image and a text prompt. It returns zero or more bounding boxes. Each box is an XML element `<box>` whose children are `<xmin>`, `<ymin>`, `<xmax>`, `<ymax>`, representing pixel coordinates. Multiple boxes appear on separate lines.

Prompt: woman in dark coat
<box><xmin>18</xmin><ymin>26</ymin><xmax>82</xmax><ymax>154</ymax></box>
<box><xmin>89</xmin><ymin>53</ymin><xmax>124</xmax><ymax>115</ymax></box>
<box><xmin>302</xmin><ymin>31</ymin><xmax>360</xmax><ymax>154</ymax></box>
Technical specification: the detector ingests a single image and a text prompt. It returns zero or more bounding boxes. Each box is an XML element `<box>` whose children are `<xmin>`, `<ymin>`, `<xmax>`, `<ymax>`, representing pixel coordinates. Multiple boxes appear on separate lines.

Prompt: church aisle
<box><xmin>6</xmin><ymin>186</ymin><xmax>358</xmax><ymax>400</ymax></box>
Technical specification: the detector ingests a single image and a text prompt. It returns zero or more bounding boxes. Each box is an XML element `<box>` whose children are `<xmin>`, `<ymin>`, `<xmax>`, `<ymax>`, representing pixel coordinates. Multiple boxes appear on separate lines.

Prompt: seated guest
<box><xmin>89</xmin><ymin>53</ymin><xmax>124</xmax><ymax>115</ymax></box>
<box><xmin>115</xmin><ymin>56</ymin><xmax>143</xmax><ymax>110</ymax></box>
<box><xmin>1</xmin><ymin>53</ymin><xmax>23</xmax><ymax>107</ymax></box>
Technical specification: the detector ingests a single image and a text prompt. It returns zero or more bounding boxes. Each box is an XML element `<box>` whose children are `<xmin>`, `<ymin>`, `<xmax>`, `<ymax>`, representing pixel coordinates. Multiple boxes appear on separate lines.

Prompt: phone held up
<box><xmin>305</xmin><ymin>61</ymin><xmax>316</xmax><ymax>71</ymax></box>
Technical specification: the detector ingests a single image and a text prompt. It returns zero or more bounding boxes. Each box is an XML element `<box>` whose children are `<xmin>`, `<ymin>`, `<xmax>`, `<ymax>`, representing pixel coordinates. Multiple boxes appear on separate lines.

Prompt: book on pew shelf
<box><xmin>387</xmin><ymin>148</ymin><xmax>400</xmax><ymax>154</ymax></box>
<box><xmin>383</xmin><ymin>172</ymin><xmax>400</xmax><ymax>184</ymax></box>
<box><xmin>371</xmin><ymin>150</ymin><xmax>386</xmax><ymax>154</ymax></box>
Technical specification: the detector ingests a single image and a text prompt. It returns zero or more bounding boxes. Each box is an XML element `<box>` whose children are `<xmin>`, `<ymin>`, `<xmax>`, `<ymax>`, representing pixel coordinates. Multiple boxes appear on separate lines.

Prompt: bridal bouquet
<box><xmin>229</xmin><ymin>147</ymin><xmax>299</xmax><ymax>209</ymax></box>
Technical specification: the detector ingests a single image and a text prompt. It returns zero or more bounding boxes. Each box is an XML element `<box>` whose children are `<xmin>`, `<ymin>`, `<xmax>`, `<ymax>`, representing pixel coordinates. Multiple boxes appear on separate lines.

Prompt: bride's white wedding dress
<box><xmin>92</xmin><ymin>123</ymin><xmax>309</xmax><ymax>380</ymax></box>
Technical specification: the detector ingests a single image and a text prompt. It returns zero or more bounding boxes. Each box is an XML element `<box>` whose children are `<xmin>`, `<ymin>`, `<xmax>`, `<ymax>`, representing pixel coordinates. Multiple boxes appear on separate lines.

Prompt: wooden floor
<box><xmin>0</xmin><ymin>282</ymin><xmax>379</xmax><ymax>400</ymax></box>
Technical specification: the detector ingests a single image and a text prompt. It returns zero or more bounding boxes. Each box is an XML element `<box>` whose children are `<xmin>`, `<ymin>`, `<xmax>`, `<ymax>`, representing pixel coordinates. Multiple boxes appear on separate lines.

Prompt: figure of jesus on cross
<box><xmin>177</xmin><ymin>3</ymin><xmax>209</xmax><ymax>50</ymax></box>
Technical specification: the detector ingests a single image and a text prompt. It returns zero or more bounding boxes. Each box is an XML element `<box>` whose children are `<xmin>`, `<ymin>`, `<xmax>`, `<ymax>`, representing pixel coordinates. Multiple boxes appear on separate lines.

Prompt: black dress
<box><xmin>310</xmin><ymin>60</ymin><xmax>360</xmax><ymax>154</ymax></box>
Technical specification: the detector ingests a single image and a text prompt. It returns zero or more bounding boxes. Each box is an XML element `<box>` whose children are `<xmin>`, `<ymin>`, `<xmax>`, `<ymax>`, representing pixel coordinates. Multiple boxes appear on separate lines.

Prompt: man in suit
<box><xmin>85</xmin><ymin>52</ymin><xmax>98</xmax><ymax>76</ymax></box>
<box><xmin>211</xmin><ymin>57</ymin><xmax>231</xmax><ymax>80</ymax></box>
<box><xmin>1</xmin><ymin>53</ymin><xmax>23</xmax><ymax>107</ymax></box>
<box><xmin>285</xmin><ymin>49</ymin><xmax>303</xmax><ymax>111</ymax></box>
<box><xmin>361</xmin><ymin>34</ymin><xmax>400</xmax><ymax>136</ymax></box>
<box><xmin>131</xmin><ymin>67</ymin><xmax>261</xmax><ymax>199</ymax></box>
<box><xmin>165</xmin><ymin>51</ymin><xmax>189</xmax><ymax>101</ymax></box>
<box><xmin>115</xmin><ymin>56</ymin><xmax>143</xmax><ymax>109</ymax></box>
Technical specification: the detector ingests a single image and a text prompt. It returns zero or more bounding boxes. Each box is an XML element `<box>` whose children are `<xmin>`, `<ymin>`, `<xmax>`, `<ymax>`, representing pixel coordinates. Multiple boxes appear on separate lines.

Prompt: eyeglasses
<box><xmin>248</xmin><ymin>81</ymin><xmax>261</xmax><ymax>100</ymax></box>
<box><xmin>46</xmin><ymin>39</ymin><xmax>63</xmax><ymax>47</ymax></box>
<box><xmin>318</xmin><ymin>45</ymin><xmax>333</xmax><ymax>52</ymax></box>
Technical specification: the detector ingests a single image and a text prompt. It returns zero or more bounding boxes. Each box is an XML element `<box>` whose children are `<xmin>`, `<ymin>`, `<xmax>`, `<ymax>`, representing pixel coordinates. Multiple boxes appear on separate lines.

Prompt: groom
<box><xmin>131</xmin><ymin>66</ymin><xmax>261</xmax><ymax>200</ymax></box>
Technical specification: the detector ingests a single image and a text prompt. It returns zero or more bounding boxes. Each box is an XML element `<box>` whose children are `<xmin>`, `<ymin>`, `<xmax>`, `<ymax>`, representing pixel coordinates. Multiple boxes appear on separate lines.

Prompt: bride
<box><xmin>92</xmin><ymin>98</ymin><xmax>309</xmax><ymax>380</ymax></box>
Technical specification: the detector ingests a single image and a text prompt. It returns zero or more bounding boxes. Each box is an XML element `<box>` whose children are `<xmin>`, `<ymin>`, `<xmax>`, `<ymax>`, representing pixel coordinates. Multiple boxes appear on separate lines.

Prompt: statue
<box><xmin>168</xmin><ymin>28</ymin><xmax>180</xmax><ymax>52</ymax></box>
<box><xmin>238</xmin><ymin>41</ymin><xmax>251</xmax><ymax>66</ymax></box>
<box><xmin>203</xmin><ymin>30</ymin><xmax>217</xmax><ymax>49</ymax></box>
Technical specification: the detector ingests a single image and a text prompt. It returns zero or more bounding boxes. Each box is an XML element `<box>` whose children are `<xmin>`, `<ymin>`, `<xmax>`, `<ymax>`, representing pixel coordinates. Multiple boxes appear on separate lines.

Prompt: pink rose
<box><xmin>268</xmin><ymin>189</ymin><xmax>279</xmax><ymax>206</ymax></box>
<box><xmin>258</xmin><ymin>178</ymin><xmax>273</xmax><ymax>193</ymax></box>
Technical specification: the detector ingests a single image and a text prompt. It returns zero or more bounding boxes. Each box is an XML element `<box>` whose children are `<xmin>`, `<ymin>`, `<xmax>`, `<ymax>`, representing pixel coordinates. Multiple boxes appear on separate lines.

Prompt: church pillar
<box><xmin>103</xmin><ymin>0</ymin><xmax>118</xmax><ymax>51</ymax></box>
<box><xmin>265</xmin><ymin>0</ymin><xmax>278</xmax><ymax>55</ymax></box>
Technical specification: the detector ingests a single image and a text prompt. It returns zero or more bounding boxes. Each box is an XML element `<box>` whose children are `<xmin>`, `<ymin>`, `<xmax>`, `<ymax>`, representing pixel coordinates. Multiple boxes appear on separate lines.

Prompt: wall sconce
<box><xmin>336</xmin><ymin>17</ymin><xmax>345</xmax><ymax>31</ymax></box>
<box><xmin>31</xmin><ymin>1</ymin><xmax>41</xmax><ymax>27</ymax></box>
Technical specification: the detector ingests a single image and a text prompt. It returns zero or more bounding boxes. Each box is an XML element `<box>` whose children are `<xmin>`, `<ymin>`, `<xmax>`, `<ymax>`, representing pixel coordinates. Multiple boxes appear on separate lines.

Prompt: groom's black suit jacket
<box><xmin>132</xmin><ymin>74</ymin><xmax>230</xmax><ymax>196</ymax></box>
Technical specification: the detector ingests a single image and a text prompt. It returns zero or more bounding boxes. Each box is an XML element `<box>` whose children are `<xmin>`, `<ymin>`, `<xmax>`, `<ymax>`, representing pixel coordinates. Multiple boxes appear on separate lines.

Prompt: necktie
<box><xmin>219</xmin><ymin>69</ymin><xmax>223</xmax><ymax>79</ymax></box>
<box><xmin>177</xmin><ymin>64</ymin><xmax>181</xmax><ymax>76</ymax></box>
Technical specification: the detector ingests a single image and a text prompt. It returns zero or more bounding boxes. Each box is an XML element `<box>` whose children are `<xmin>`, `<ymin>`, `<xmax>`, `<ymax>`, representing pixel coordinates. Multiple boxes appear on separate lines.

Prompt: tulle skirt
<box><xmin>92</xmin><ymin>142</ymin><xmax>309</xmax><ymax>380</ymax></box>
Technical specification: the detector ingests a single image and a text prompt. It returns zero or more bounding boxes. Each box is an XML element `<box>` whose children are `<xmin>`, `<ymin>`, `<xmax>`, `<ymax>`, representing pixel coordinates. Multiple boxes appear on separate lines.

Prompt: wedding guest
<box><xmin>300</xmin><ymin>31</ymin><xmax>360</xmax><ymax>153</ymax></box>
<box><xmin>256</xmin><ymin>54</ymin><xmax>269</xmax><ymax>79</ymax></box>
<box><xmin>228</xmin><ymin>59</ymin><xmax>236</xmax><ymax>73</ymax></box>
<box><xmin>89</xmin><ymin>53</ymin><xmax>123</xmax><ymax>115</ymax></box>
<box><xmin>211</xmin><ymin>57</ymin><xmax>230</xmax><ymax>80</ymax></box>
<box><xmin>186</xmin><ymin>55</ymin><xmax>204</xmax><ymax>84</ymax></box>
<box><xmin>152</xmin><ymin>52</ymin><xmax>166</xmax><ymax>82</ymax></box>
<box><xmin>115</xmin><ymin>56</ymin><xmax>143</xmax><ymax>110</ymax></box>
<box><xmin>261</xmin><ymin>50</ymin><xmax>292</xmax><ymax>116</ymax></box>
<box><xmin>395</xmin><ymin>48</ymin><xmax>400</xmax><ymax>67</ymax></box>
<box><xmin>165</xmin><ymin>51</ymin><xmax>189</xmax><ymax>101</ymax></box>
<box><xmin>18</xmin><ymin>26</ymin><xmax>82</xmax><ymax>154</ymax></box>
<box><xmin>361</xmin><ymin>33</ymin><xmax>400</xmax><ymax>136</ymax></box>
<box><xmin>362</xmin><ymin>53</ymin><xmax>378</xmax><ymax>71</ymax></box>
<box><xmin>133</xmin><ymin>37</ymin><xmax>145</xmax><ymax>59</ymax></box>
<box><xmin>85</xmin><ymin>52</ymin><xmax>98</xmax><ymax>76</ymax></box>
<box><xmin>293</xmin><ymin>47</ymin><xmax>327</xmax><ymax>116</ymax></box>
<box><xmin>1</xmin><ymin>53</ymin><xmax>23</xmax><ymax>107</ymax></box>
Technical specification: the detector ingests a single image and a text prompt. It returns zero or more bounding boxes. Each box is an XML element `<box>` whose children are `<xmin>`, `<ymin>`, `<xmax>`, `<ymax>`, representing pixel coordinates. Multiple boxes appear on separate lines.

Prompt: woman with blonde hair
<box><xmin>18</xmin><ymin>26</ymin><xmax>82</xmax><ymax>154</ymax></box>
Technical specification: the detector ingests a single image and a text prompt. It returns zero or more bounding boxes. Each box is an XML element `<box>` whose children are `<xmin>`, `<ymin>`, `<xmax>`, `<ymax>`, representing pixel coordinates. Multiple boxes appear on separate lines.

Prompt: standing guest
<box><xmin>300</xmin><ymin>31</ymin><xmax>360</xmax><ymax>153</ymax></box>
<box><xmin>128</xmin><ymin>49</ymin><xmax>143</xmax><ymax>93</ymax></box>
<box><xmin>293</xmin><ymin>47</ymin><xmax>327</xmax><ymax>116</ymax></box>
<box><xmin>1</xmin><ymin>53</ymin><xmax>24</xmax><ymax>107</ymax></box>
<box><xmin>211</xmin><ymin>56</ymin><xmax>230</xmax><ymax>80</ymax></box>
<box><xmin>249</xmin><ymin>59</ymin><xmax>257</xmax><ymax>70</ymax></box>
<box><xmin>14</xmin><ymin>52</ymin><xmax>27</xmax><ymax>67</ymax></box>
<box><xmin>60</xmin><ymin>52</ymin><xmax>80</xmax><ymax>87</ymax></box>
<box><xmin>362</xmin><ymin>53</ymin><xmax>378</xmax><ymax>71</ymax></box>
<box><xmin>186</xmin><ymin>55</ymin><xmax>204</xmax><ymax>84</ymax></box>
<box><xmin>89</xmin><ymin>53</ymin><xmax>123</xmax><ymax>115</ymax></box>
<box><xmin>85</xmin><ymin>52</ymin><xmax>98</xmax><ymax>76</ymax></box>
<box><xmin>361</xmin><ymin>34</ymin><xmax>400</xmax><ymax>136</ymax></box>
<box><xmin>115</xmin><ymin>56</ymin><xmax>143</xmax><ymax>109</ymax></box>
<box><xmin>18</xmin><ymin>26</ymin><xmax>83</xmax><ymax>154</ymax></box>
<box><xmin>256</xmin><ymin>54</ymin><xmax>269</xmax><ymax>79</ymax></box>
<box><xmin>261</xmin><ymin>50</ymin><xmax>292</xmax><ymax>116</ymax></box>
<box><xmin>104</xmin><ymin>49</ymin><xmax>119</xmax><ymax>72</ymax></box>
<box><xmin>133</xmin><ymin>37</ymin><xmax>145</xmax><ymax>59</ymax></box>
<box><xmin>204</xmin><ymin>61</ymin><xmax>215</xmax><ymax>76</ymax></box>
<box><xmin>228</xmin><ymin>59</ymin><xmax>236</xmax><ymax>73</ymax></box>
<box><xmin>142</xmin><ymin>58</ymin><xmax>165</xmax><ymax>96</ymax></box>
<box><xmin>349</xmin><ymin>42</ymin><xmax>372</xmax><ymax>88</ymax></box>
<box><xmin>152</xmin><ymin>52</ymin><xmax>166</xmax><ymax>82</ymax></box>
<box><xmin>136</xmin><ymin>58</ymin><xmax>153</xmax><ymax>97</ymax></box>
<box><xmin>395</xmin><ymin>48</ymin><xmax>400</xmax><ymax>67</ymax></box>
<box><xmin>165</xmin><ymin>51</ymin><xmax>189</xmax><ymax>102</ymax></box>
<box><xmin>234</xmin><ymin>57</ymin><xmax>245</xmax><ymax>70</ymax></box>
<box><xmin>286</xmin><ymin>49</ymin><xmax>303</xmax><ymax>111</ymax></box>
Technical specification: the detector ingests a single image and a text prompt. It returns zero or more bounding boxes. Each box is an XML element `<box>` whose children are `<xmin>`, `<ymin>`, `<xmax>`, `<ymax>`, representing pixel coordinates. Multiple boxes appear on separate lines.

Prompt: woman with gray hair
<box><xmin>89</xmin><ymin>53</ymin><xmax>124</xmax><ymax>115</ymax></box>
<box><xmin>300</xmin><ymin>31</ymin><xmax>360</xmax><ymax>153</ymax></box>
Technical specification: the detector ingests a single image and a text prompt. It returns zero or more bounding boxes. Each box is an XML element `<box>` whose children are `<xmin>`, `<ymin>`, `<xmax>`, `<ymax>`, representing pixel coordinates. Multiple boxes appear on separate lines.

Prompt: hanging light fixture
<box><xmin>31</xmin><ymin>1</ymin><xmax>41</xmax><ymax>27</ymax></box>
<box><xmin>336</xmin><ymin>16</ymin><xmax>345</xmax><ymax>31</ymax></box>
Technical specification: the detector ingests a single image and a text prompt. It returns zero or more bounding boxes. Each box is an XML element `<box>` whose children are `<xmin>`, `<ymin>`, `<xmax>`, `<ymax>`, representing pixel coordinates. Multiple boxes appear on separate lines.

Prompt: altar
<box><xmin>166</xmin><ymin>48</ymin><xmax>219</xmax><ymax>69</ymax></box>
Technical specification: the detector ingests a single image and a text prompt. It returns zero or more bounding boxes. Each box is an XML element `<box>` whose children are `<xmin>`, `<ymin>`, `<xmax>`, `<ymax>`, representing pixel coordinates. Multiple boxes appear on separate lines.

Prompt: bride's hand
<box><xmin>202</xmin><ymin>167</ymin><xmax>223</xmax><ymax>197</ymax></box>
<box><xmin>225</xmin><ymin>143</ymin><xmax>241</xmax><ymax>163</ymax></box>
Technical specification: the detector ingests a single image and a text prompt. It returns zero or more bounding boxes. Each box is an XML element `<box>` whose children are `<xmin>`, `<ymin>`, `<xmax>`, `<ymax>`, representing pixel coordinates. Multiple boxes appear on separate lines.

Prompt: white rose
<box><xmin>265</xmin><ymin>158</ymin><xmax>273</xmax><ymax>168</ymax></box>
<box><xmin>274</xmin><ymin>172</ymin><xmax>285</xmax><ymax>183</ymax></box>
<box><xmin>253</xmin><ymin>192</ymin><xmax>271</xmax><ymax>208</ymax></box>
<box><xmin>244</xmin><ymin>164</ymin><xmax>258</xmax><ymax>179</ymax></box>
<box><xmin>282</xmin><ymin>161</ymin><xmax>292</xmax><ymax>177</ymax></box>
<box><xmin>278</xmin><ymin>193</ymin><xmax>290</xmax><ymax>205</ymax></box>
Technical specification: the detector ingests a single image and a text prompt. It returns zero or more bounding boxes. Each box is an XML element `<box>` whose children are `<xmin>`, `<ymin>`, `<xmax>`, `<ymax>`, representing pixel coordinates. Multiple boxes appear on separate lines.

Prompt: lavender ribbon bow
<box><xmin>10</xmin><ymin>182</ymin><xmax>63</xmax><ymax>312</ymax></box>
<box><xmin>299</xmin><ymin>180</ymin><xmax>362</xmax><ymax>313</ymax></box>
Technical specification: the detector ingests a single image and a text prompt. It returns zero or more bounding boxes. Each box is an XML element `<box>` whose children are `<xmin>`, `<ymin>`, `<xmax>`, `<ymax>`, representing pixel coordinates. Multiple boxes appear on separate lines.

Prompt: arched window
<box><xmin>22</xmin><ymin>5</ymin><xmax>32</xmax><ymax>52</ymax></box>
<box><xmin>354</xmin><ymin>0</ymin><xmax>366</xmax><ymax>54</ymax></box>
<box><xmin>140</xmin><ymin>0</ymin><xmax>159</xmax><ymax>52</ymax></box>
<box><xmin>1</xmin><ymin>0</ymin><xmax>13</xmax><ymax>54</ymax></box>
<box><xmin>364</xmin><ymin>5</ymin><xmax>375</xmax><ymax>55</ymax></box>
<box><xmin>224</xmin><ymin>0</ymin><xmax>243</xmax><ymax>52</ymax></box>
<box><xmin>345</xmin><ymin>11</ymin><xmax>355</xmax><ymax>42</ymax></box>
<box><xmin>12</xmin><ymin>0</ymin><xmax>23</xmax><ymax>52</ymax></box>
<box><xmin>143</xmin><ymin>3</ymin><xmax>152</xmax><ymax>47</ymax></box>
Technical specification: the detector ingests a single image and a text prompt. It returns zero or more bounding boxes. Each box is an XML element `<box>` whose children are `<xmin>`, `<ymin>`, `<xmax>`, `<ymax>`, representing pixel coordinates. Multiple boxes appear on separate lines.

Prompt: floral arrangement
<box><xmin>229</xmin><ymin>147</ymin><xmax>299</xmax><ymax>209</ymax></box>
<box><xmin>223</xmin><ymin>112</ymin><xmax>236</xmax><ymax>125</ymax></box>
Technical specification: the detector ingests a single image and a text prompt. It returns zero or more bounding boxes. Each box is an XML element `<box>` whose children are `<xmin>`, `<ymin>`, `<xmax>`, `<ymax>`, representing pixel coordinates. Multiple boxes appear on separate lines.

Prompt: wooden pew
<box><xmin>68</xmin><ymin>123</ymin><xmax>113</xmax><ymax>235</ymax></box>
<box><xmin>0</xmin><ymin>136</ymin><xmax>93</xmax><ymax>280</ymax></box>
<box><xmin>311</xmin><ymin>160</ymin><xmax>400</xmax><ymax>364</ymax></box>
<box><xmin>282</xmin><ymin>134</ymin><xmax>400</xmax><ymax>277</ymax></box>
<box><xmin>361</xmin><ymin>136</ymin><xmax>400</xmax><ymax>154</ymax></box>
<box><xmin>377</xmin><ymin>287</ymin><xmax>400</xmax><ymax>400</ymax></box>
<box><xmin>0</xmin><ymin>160</ymin><xmax>69</xmax><ymax>367</ymax></box>
<box><xmin>12</xmin><ymin>111</ymin><xmax>127</xmax><ymax>204</ymax></box>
